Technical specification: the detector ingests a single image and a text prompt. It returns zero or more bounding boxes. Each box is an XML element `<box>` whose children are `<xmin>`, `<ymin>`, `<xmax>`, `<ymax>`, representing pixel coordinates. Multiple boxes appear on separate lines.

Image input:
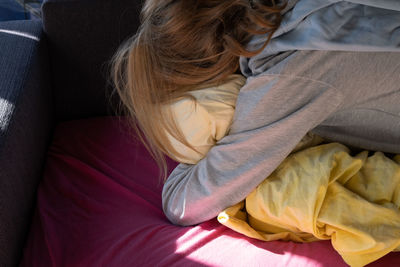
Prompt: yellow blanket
<box><xmin>165</xmin><ymin>75</ymin><xmax>400</xmax><ymax>267</ymax></box>
<box><xmin>217</xmin><ymin>143</ymin><xmax>400</xmax><ymax>267</ymax></box>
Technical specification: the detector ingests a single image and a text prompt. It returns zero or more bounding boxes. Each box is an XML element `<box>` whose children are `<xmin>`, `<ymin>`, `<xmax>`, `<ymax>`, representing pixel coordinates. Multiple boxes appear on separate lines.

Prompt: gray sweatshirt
<box><xmin>162</xmin><ymin>1</ymin><xmax>400</xmax><ymax>226</ymax></box>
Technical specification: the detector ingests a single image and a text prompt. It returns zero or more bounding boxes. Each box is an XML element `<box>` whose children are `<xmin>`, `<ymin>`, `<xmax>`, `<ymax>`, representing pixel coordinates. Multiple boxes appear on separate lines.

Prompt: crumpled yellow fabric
<box><xmin>218</xmin><ymin>144</ymin><xmax>400</xmax><ymax>267</ymax></box>
<box><xmin>164</xmin><ymin>74</ymin><xmax>400</xmax><ymax>267</ymax></box>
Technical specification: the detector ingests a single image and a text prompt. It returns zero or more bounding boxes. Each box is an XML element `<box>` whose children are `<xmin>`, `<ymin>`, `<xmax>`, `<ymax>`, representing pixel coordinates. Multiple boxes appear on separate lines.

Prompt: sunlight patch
<box><xmin>0</xmin><ymin>98</ymin><xmax>15</xmax><ymax>131</ymax></box>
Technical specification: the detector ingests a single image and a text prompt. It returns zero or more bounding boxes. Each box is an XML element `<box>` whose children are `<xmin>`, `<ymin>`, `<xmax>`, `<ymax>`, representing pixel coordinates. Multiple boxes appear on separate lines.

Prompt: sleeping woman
<box><xmin>110</xmin><ymin>0</ymin><xmax>400</xmax><ymax>264</ymax></box>
<box><xmin>152</xmin><ymin>72</ymin><xmax>400</xmax><ymax>266</ymax></box>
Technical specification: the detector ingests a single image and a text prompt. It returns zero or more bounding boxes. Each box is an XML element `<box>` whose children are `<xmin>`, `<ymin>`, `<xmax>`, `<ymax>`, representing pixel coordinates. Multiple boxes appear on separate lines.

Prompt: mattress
<box><xmin>20</xmin><ymin>116</ymin><xmax>400</xmax><ymax>266</ymax></box>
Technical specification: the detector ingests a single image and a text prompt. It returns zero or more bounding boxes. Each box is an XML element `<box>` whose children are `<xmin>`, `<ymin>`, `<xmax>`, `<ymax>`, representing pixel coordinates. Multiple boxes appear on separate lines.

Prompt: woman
<box><xmin>111</xmin><ymin>0</ymin><xmax>400</xmax><ymax>226</ymax></box>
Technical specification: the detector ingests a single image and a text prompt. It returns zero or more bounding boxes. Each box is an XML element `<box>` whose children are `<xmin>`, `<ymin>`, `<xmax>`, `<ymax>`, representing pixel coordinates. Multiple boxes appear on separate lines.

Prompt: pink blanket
<box><xmin>20</xmin><ymin>117</ymin><xmax>400</xmax><ymax>266</ymax></box>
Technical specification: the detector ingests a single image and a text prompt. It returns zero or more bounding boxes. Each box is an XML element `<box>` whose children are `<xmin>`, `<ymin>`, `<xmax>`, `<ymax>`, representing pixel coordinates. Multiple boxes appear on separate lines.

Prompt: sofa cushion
<box><xmin>0</xmin><ymin>19</ymin><xmax>53</xmax><ymax>267</ymax></box>
<box><xmin>42</xmin><ymin>0</ymin><xmax>143</xmax><ymax>121</ymax></box>
<box><xmin>20</xmin><ymin>116</ymin><xmax>400</xmax><ymax>266</ymax></box>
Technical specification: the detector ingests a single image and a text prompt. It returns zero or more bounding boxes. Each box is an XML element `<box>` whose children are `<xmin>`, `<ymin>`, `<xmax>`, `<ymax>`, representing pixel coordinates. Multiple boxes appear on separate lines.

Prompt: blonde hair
<box><xmin>110</xmin><ymin>0</ymin><xmax>286</xmax><ymax>180</ymax></box>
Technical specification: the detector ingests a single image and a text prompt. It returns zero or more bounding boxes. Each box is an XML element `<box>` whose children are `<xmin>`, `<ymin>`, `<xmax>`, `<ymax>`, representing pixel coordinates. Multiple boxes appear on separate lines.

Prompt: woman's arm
<box><xmin>162</xmin><ymin>73</ymin><xmax>344</xmax><ymax>226</ymax></box>
<box><xmin>163</xmin><ymin>47</ymin><xmax>400</xmax><ymax>226</ymax></box>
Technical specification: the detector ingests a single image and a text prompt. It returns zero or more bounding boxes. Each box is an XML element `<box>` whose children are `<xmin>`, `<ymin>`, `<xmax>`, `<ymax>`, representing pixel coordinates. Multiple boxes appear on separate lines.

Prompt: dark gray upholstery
<box><xmin>42</xmin><ymin>0</ymin><xmax>143</xmax><ymax>121</ymax></box>
<box><xmin>0</xmin><ymin>1</ymin><xmax>144</xmax><ymax>265</ymax></box>
<box><xmin>0</xmin><ymin>19</ymin><xmax>54</xmax><ymax>267</ymax></box>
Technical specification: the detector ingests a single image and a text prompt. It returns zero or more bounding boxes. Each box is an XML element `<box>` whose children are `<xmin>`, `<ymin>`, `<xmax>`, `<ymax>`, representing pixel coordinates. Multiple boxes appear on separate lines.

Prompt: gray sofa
<box><xmin>0</xmin><ymin>0</ymin><xmax>142</xmax><ymax>265</ymax></box>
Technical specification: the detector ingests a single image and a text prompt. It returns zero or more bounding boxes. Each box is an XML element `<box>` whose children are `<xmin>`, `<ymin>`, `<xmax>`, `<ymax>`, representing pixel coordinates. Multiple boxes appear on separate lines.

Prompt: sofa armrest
<box><xmin>0</xmin><ymin>19</ymin><xmax>54</xmax><ymax>267</ymax></box>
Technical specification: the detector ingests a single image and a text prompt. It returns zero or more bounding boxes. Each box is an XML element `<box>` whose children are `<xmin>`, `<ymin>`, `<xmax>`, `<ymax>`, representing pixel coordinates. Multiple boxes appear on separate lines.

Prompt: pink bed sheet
<box><xmin>20</xmin><ymin>116</ymin><xmax>400</xmax><ymax>266</ymax></box>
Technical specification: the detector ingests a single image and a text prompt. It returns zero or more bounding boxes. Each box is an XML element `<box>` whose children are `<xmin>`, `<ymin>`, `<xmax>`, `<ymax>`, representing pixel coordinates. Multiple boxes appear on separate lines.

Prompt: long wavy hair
<box><xmin>110</xmin><ymin>0</ymin><xmax>287</xmax><ymax>180</ymax></box>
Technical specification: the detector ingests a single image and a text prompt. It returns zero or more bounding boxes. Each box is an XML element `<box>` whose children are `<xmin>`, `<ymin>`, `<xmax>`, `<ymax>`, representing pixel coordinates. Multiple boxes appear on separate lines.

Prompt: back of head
<box><xmin>110</xmin><ymin>0</ymin><xmax>287</xmax><ymax>180</ymax></box>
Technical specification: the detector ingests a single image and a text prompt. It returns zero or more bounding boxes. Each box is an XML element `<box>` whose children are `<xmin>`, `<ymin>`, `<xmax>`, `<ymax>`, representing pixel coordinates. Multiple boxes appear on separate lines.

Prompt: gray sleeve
<box><xmin>162</xmin><ymin>74</ymin><xmax>344</xmax><ymax>226</ymax></box>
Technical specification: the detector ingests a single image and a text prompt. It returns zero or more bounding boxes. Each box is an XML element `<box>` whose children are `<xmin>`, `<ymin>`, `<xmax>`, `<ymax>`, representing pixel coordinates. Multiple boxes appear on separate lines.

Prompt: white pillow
<box><xmin>164</xmin><ymin>75</ymin><xmax>246</xmax><ymax>164</ymax></box>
